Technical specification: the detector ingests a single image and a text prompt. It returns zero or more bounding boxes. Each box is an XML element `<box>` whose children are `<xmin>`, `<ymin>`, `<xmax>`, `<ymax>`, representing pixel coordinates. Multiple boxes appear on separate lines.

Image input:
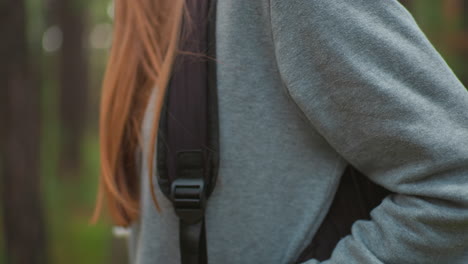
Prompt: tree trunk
<box><xmin>58</xmin><ymin>0</ymin><xmax>89</xmax><ymax>177</ymax></box>
<box><xmin>0</xmin><ymin>1</ymin><xmax>48</xmax><ymax>264</ymax></box>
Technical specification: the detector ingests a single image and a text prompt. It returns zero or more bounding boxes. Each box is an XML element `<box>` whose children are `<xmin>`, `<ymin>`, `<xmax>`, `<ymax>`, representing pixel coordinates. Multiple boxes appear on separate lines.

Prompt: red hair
<box><xmin>91</xmin><ymin>0</ymin><xmax>189</xmax><ymax>227</ymax></box>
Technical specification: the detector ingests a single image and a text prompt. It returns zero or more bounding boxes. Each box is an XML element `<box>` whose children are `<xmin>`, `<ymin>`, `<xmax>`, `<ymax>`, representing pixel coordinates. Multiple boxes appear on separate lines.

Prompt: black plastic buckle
<box><xmin>171</xmin><ymin>150</ymin><xmax>207</xmax><ymax>224</ymax></box>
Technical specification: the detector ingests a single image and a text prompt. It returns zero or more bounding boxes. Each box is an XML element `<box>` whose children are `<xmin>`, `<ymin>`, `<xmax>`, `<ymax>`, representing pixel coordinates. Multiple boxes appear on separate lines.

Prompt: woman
<box><xmin>92</xmin><ymin>0</ymin><xmax>468</xmax><ymax>263</ymax></box>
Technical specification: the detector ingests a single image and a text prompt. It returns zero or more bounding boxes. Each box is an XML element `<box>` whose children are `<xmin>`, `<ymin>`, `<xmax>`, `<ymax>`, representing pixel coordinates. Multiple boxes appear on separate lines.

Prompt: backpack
<box><xmin>155</xmin><ymin>0</ymin><xmax>392</xmax><ymax>263</ymax></box>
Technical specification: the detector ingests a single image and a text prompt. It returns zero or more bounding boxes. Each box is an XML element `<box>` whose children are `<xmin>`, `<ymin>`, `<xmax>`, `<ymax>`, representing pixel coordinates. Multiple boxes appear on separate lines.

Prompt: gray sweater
<box><xmin>127</xmin><ymin>0</ymin><xmax>468</xmax><ymax>263</ymax></box>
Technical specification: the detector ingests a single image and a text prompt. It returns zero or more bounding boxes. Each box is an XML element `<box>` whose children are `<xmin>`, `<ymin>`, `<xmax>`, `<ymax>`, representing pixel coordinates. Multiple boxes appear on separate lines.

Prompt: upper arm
<box><xmin>270</xmin><ymin>0</ymin><xmax>468</xmax><ymax>263</ymax></box>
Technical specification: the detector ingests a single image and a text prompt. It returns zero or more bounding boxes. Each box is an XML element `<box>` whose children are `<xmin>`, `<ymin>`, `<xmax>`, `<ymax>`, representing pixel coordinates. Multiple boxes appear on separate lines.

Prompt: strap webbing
<box><xmin>179</xmin><ymin>219</ymin><xmax>207</xmax><ymax>264</ymax></box>
<box><xmin>156</xmin><ymin>0</ymin><xmax>217</xmax><ymax>264</ymax></box>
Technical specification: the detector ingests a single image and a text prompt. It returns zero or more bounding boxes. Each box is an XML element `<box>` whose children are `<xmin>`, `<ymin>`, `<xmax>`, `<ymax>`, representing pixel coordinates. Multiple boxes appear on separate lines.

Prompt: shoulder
<box><xmin>269</xmin><ymin>0</ymin><xmax>427</xmax><ymax>68</ymax></box>
<box><xmin>269</xmin><ymin>0</ymin><xmax>416</xmax><ymax>30</ymax></box>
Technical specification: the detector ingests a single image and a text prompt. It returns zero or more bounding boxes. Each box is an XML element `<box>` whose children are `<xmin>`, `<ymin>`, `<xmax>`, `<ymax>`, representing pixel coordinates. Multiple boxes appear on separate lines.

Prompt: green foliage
<box><xmin>412</xmin><ymin>0</ymin><xmax>466</xmax><ymax>86</ymax></box>
<box><xmin>37</xmin><ymin>0</ymin><xmax>116</xmax><ymax>260</ymax></box>
<box><xmin>35</xmin><ymin>0</ymin><xmax>114</xmax><ymax>263</ymax></box>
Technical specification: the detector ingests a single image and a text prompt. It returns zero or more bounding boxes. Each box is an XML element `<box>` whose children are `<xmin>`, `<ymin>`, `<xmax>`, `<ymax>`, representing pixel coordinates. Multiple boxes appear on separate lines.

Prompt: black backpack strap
<box><xmin>179</xmin><ymin>220</ymin><xmax>207</xmax><ymax>263</ymax></box>
<box><xmin>156</xmin><ymin>0</ymin><xmax>218</xmax><ymax>263</ymax></box>
<box><xmin>172</xmin><ymin>150</ymin><xmax>208</xmax><ymax>264</ymax></box>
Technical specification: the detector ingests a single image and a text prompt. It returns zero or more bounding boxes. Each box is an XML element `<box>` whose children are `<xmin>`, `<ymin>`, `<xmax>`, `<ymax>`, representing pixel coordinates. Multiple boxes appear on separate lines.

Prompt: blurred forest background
<box><xmin>1</xmin><ymin>0</ymin><xmax>468</xmax><ymax>264</ymax></box>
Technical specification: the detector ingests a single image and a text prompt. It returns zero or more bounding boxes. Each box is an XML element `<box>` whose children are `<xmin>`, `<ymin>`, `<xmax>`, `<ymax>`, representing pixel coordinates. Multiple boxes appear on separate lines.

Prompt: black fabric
<box><xmin>294</xmin><ymin>166</ymin><xmax>393</xmax><ymax>262</ymax></box>
<box><xmin>156</xmin><ymin>0</ymin><xmax>219</xmax><ymax>198</ymax></box>
<box><xmin>179</xmin><ymin>219</ymin><xmax>207</xmax><ymax>264</ymax></box>
<box><xmin>205</xmin><ymin>0</ymin><xmax>219</xmax><ymax>198</ymax></box>
<box><xmin>156</xmin><ymin>0</ymin><xmax>218</xmax><ymax>264</ymax></box>
<box><xmin>166</xmin><ymin>0</ymin><xmax>210</xmax><ymax>185</ymax></box>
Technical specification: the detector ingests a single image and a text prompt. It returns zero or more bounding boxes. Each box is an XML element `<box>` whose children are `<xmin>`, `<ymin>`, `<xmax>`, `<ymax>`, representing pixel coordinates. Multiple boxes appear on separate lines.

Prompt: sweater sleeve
<box><xmin>269</xmin><ymin>0</ymin><xmax>468</xmax><ymax>263</ymax></box>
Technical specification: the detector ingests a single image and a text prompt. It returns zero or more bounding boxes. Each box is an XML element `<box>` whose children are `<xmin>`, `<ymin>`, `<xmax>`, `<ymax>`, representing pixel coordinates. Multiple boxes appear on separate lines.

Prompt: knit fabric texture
<box><xmin>127</xmin><ymin>0</ymin><xmax>468</xmax><ymax>263</ymax></box>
